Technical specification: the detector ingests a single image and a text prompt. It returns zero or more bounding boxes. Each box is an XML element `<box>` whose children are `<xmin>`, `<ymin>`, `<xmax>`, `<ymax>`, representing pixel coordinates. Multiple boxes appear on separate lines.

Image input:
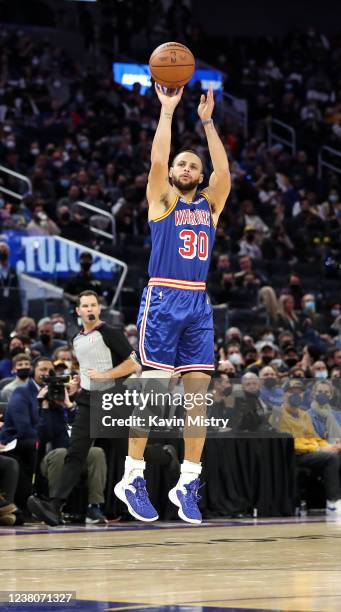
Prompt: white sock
<box><xmin>177</xmin><ymin>460</ymin><xmax>202</xmax><ymax>488</ymax></box>
<box><xmin>123</xmin><ymin>455</ymin><xmax>146</xmax><ymax>484</ymax></box>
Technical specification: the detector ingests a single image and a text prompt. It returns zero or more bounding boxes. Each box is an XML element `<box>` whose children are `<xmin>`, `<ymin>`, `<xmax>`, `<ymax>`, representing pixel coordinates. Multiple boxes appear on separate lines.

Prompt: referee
<box><xmin>28</xmin><ymin>290</ymin><xmax>139</xmax><ymax>526</ymax></box>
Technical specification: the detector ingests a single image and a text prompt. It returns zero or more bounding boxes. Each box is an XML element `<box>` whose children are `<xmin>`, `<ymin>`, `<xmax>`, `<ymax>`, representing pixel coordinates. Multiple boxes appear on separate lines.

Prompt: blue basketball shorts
<box><xmin>137</xmin><ymin>279</ymin><xmax>214</xmax><ymax>374</ymax></box>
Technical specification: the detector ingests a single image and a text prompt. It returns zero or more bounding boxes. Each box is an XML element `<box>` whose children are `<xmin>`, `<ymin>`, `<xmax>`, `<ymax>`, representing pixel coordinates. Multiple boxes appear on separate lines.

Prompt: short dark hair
<box><xmin>76</xmin><ymin>290</ymin><xmax>100</xmax><ymax>307</ymax></box>
<box><xmin>171</xmin><ymin>150</ymin><xmax>205</xmax><ymax>172</ymax></box>
<box><xmin>32</xmin><ymin>356</ymin><xmax>53</xmax><ymax>374</ymax></box>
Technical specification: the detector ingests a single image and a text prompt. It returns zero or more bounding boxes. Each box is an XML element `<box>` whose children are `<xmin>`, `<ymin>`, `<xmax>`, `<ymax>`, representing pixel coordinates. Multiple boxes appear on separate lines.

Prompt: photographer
<box><xmin>28</xmin><ymin>289</ymin><xmax>139</xmax><ymax>526</ymax></box>
<box><xmin>0</xmin><ymin>357</ymin><xmax>53</xmax><ymax>513</ymax></box>
<box><xmin>37</xmin><ymin>374</ymin><xmax>107</xmax><ymax>525</ymax></box>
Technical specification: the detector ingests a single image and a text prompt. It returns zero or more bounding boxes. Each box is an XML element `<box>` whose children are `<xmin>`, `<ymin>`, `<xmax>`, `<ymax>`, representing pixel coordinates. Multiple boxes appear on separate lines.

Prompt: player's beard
<box><xmin>171</xmin><ymin>176</ymin><xmax>200</xmax><ymax>193</ymax></box>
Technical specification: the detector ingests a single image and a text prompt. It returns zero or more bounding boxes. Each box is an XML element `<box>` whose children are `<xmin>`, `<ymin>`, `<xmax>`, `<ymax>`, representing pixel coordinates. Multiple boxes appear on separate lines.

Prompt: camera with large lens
<box><xmin>42</xmin><ymin>371</ymin><xmax>71</xmax><ymax>403</ymax></box>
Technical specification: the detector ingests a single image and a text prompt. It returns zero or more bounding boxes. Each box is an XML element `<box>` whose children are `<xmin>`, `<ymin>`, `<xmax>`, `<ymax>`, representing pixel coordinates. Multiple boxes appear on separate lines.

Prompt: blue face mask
<box><xmin>304</xmin><ymin>301</ymin><xmax>315</xmax><ymax>312</ymax></box>
<box><xmin>288</xmin><ymin>393</ymin><xmax>302</xmax><ymax>407</ymax></box>
<box><xmin>315</xmin><ymin>370</ymin><xmax>328</xmax><ymax>380</ymax></box>
<box><xmin>315</xmin><ymin>392</ymin><xmax>330</xmax><ymax>405</ymax></box>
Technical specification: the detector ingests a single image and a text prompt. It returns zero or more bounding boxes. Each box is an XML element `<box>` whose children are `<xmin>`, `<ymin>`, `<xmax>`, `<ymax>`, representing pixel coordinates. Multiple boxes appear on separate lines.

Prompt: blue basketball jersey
<box><xmin>148</xmin><ymin>191</ymin><xmax>216</xmax><ymax>282</ymax></box>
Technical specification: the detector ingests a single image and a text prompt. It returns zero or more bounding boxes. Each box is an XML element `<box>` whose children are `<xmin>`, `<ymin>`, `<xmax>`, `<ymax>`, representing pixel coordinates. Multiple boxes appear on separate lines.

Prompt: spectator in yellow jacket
<box><xmin>278</xmin><ymin>378</ymin><xmax>341</xmax><ymax>515</ymax></box>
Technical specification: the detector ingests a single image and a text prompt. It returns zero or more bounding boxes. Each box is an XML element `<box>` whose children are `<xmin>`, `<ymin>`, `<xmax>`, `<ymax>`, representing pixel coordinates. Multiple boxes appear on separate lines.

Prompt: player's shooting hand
<box><xmin>198</xmin><ymin>84</ymin><xmax>214</xmax><ymax>121</ymax></box>
<box><xmin>154</xmin><ymin>83</ymin><xmax>184</xmax><ymax>111</ymax></box>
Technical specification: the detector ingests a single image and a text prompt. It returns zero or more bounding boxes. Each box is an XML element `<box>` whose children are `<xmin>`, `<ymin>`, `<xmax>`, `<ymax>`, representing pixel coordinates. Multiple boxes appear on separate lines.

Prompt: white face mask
<box><xmin>228</xmin><ymin>352</ymin><xmax>243</xmax><ymax>366</ymax></box>
<box><xmin>315</xmin><ymin>370</ymin><xmax>328</xmax><ymax>380</ymax></box>
<box><xmin>53</xmin><ymin>322</ymin><xmax>66</xmax><ymax>334</ymax></box>
<box><xmin>263</xmin><ymin>334</ymin><xmax>275</xmax><ymax>343</ymax></box>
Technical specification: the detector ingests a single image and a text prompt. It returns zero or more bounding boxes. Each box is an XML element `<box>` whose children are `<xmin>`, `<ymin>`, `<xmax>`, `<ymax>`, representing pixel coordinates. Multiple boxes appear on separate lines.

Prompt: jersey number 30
<box><xmin>178</xmin><ymin>229</ymin><xmax>208</xmax><ymax>261</ymax></box>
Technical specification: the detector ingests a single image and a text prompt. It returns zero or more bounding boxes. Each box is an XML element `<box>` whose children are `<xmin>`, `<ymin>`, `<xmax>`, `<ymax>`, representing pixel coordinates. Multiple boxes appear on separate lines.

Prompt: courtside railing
<box><xmin>318</xmin><ymin>146</ymin><xmax>341</xmax><ymax>179</ymax></box>
<box><xmin>75</xmin><ymin>200</ymin><xmax>116</xmax><ymax>244</ymax></box>
<box><xmin>267</xmin><ymin>118</ymin><xmax>296</xmax><ymax>155</ymax></box>
<box><xmin>0</xmin><ymin>165</ymin><xmax>32</xmax><ymax>201</ymax></box>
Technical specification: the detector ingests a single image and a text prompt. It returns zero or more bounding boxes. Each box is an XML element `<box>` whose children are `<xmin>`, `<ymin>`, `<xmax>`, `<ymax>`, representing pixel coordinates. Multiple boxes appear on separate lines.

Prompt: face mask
<box><xmin>60</xmin><ymin>179</ymin><xmax>70</xmax><ymax>189</ymax></box>
<box><xmin>53</xmin><ymin>160</ymin><xmax>63</xmax><ymax>168</ymax></box>
<box><xmin>285</xmin><ymin>357</ymin><xmax>298</xmax><ymax>368</ymax></box>
<box><xmin>329</xmin><ymin>195</ymin><xmax>338</xmax><ymax>204</ymax></box>
<box><xmin>263</xmin><ymin>334</ymin><xmax>275</xmax><ymax>343</ymax></box>
<box><xmin>288</xmin><ymin>393</ymin><xmax>302</xmax><ymax>407</ymax></box>
<box><xmin>36</xmin><ymin>78</ymin><xmax>43</xmax><ymax>86</ymax></box>
<box><xmin>0</xmin><ymin>199</ymin><xmax>4</xmax><ymax>208</ymax></box>
<box><xmin>0</xmin><ymin>252</ymin><xmax>8</xmax><ymax>262</ymax></box>
<box><xmin>39</xmin><ymin>333</ymin><xmax>51</xmax><ymax>344</ymax></box>
<box><xmin>79</xmin><ymin>141</ymin><xmax>89</xmax><ymax>150</ymax></box>
<box><xmin>304</xmin><ymin>301</ymin><xmax>315</xmax><ymax>312</ymax></box>
<box><xmin>76</xmin><ymin>94</ymin><xmax>84</xmax><ymax>104</ymax></box>
<box><xmin>228</xmin><ymin>352</ymin><xmax>242</xmax><ymax>366</ymax></box>
<box><xmin>31</xmin><ymin>148</ymin><xmax>40</xmax><ymax>156</ymax></box>
<box><xmin>53</xmin><ymin>80</ymin><xmax>61</xmax><ymax>88</ymax></box>
<box><xmin>10</xmin><ymin>347</ymin><xmax>24</xmax><ymax>358</ymax></box>
<box><xmin>28</xmin><ymin>329</ymin><xmax>36</xmax><ymax>339</ymax></box>
<box><xmin>80</xmin><ymin>262</ymin><xmax>91</xmax><ymax>272</ymax></box>
<box><xmin>16</xmin><ymin>367</ymin><xmax>31</xmax><ymax>380</ymax></box>
<box><xmin>245</xmin><ymin>389</ymin><xmax>260</xmax><ymax>397</ymax></box>
<box><xmin>315</xmin><ymin>392</ymin><xmax>330</xmax><ymax>405</ymax></box>
<box><xmin>53</xmin><ymin>322</ymin><xmax>66</xmax><ymax>335</ymax></box>
<box><xmin>264</xmin><ymin>378</ymin><xmax>277</xmax><ymax>388</ymax></box>
<box><xmin>60</xmin><ymin>212</ymin><xmax>70</xmax><ymax>222</ymax></box>
<box><xmin>331</xmin><ymin>309</ymin><xmax>340</xmax><ymax>318</ymax></box>
<box><xmin>261</xmin><ymin>355</ymin><xmax>273</xmax><ymax>365</ymax></box>
<box><xmin>6</xmin><ymin>140</ymin><xmax>15</xmax><ymax>149</ymax></box>
<box><xmin>315</xmin><ymin>370</ymin><xmax>328</xmax><ymax>380</ymax></box>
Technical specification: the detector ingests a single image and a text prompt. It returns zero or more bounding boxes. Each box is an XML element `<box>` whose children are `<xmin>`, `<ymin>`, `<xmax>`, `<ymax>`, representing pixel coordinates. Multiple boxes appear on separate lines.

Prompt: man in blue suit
<box><xmin>0</xmin><ymin>357</ymin><xmax>53</xmax><ymax>511</ymax></box>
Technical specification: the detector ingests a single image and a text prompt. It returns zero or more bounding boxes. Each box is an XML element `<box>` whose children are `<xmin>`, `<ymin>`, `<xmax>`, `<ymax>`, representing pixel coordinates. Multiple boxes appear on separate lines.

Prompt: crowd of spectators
<box><xmin>0</xmin><ymin>18</ymin><xmax>341</xmax><ymax>523</ymax></box>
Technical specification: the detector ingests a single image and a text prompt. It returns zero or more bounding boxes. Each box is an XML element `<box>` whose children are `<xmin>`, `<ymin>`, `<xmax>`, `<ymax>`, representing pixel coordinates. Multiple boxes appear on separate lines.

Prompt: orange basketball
<box><xmin>149</xmin><ymin>42</ymin><xmax>195</xmax><ymax>89</ymax></box>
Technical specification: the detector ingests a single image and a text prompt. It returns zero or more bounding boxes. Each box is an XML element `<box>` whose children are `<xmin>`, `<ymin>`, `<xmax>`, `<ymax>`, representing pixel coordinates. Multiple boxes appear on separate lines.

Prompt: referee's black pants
<box><xmin>54</xmin><ymin>390</ymin><xmax>93</xmax><ymax>503</ymax></box>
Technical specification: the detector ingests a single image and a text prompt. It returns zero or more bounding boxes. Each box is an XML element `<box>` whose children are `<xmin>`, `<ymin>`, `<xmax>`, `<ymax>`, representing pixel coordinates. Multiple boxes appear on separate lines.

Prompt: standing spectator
<box><xmin>0</xmin><ymin>241</ymin><xmax>21</xmax><ymax>325</ymax></box>
<box><xmin>64</xmin><ymin>252</ymin><xmax>103</xmax><ymax>304</ymax></box>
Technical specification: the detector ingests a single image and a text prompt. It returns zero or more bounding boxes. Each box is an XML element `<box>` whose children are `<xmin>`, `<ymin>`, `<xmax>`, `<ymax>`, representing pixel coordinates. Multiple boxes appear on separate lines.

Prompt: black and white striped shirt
<box><xmin>73</xmin><ymin>322</ymin><xmax>134</xmax><ymax>390</ymax></box>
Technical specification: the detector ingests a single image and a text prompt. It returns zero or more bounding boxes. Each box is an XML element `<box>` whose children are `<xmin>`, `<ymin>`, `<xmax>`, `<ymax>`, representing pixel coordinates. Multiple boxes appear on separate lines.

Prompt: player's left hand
<box><xmin>88</xmin><ymin>368</ymin><xmax>107</xmax><ymax>380</ymax></box>
<box><xmin>198</xmin><ymin>84</ymin><xmax>214</xmax><ymax>121</ymax></box>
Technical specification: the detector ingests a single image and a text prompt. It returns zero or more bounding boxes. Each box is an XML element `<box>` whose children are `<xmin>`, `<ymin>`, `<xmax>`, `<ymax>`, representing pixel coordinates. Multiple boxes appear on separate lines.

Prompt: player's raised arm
<box><xmin>147</xmin><ymin>85</ymin><xmax>183</xmax><ymax>219</ymax></box>
<box><xmin>198</xmin><ymin>85</ymin><xmax>231</xmax><ymax>221</ymax></box>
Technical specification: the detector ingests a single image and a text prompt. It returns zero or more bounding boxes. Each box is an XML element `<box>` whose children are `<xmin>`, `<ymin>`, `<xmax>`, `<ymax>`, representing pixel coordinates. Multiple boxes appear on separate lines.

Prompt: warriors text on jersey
<box><xmin>148</xmin><ymin>192</ymin><xmax>216</xmax><ymax>283</ymax></box>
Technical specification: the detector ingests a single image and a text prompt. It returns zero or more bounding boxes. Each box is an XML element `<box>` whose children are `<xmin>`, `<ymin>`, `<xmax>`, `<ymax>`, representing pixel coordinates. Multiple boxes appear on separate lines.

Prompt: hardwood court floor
<box><xmin>1</xmin><ymin>517</ymin><xmax>341</xmax><ymax>612</ymax></box>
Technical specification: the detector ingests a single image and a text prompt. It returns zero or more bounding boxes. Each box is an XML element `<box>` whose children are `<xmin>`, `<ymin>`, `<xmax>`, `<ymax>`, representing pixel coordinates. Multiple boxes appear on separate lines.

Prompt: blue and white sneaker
<box><xmin>168</xmin><ymin>478</ymin><xmax>202</xmax><ymax>524</ymax></box>
<box><xmin>114</xmin><ymin>476</ymin><xmax>158</xmax><ymax>522</ymax></box>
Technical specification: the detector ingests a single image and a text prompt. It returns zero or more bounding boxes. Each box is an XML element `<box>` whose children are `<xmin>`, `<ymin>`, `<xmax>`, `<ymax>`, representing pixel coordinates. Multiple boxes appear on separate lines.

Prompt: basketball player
<box><xmin>114</xmin><ymin>84</ymin><xmax>231</xmax><ymax>524</ymax></box>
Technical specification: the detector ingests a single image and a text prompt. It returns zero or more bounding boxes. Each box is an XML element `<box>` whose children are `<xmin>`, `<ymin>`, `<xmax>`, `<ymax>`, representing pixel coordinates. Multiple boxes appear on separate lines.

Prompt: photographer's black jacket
<box><xmin>38</xmin><ymin>405</ymin><xmax>76</xmax><ymax>450</ymax></box>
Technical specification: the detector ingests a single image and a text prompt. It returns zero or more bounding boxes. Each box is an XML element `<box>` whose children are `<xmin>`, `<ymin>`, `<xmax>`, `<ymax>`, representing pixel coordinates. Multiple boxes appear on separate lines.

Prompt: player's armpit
<box><xmin>147</xmin><ymin>162</ymin><xmax>173</xmax><ymax>220</ymax></box>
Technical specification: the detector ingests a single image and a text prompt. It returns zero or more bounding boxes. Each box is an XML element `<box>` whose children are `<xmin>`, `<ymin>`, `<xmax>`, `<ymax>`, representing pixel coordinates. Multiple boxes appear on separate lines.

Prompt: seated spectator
<box><xmin>308</xmin><ymin>380</ymin><xmax>341</xmax><ymax>440</ymax></box>
<box><xmin>14</xmin><ymin>317</ymin><xmax>37</xmax><ymax>342</ymax></box>
<box><xmin>1</xmin><ymin>353</ymin><xmax>32</xmax><ymax>402</ymax></box>
<box><xmin>0</xmin><ymin>456</ymin><xmax>19</xmax><ymax>526</ymax></box>
<box><xmin>37</xmin><ymin>383</ymin><xmax>107</xmax><ymax>525</ymax></box>
<box><xmin>229</xmin><ymin>372</ymin><xmax>272</xmax><ymax>432</ymax></box>
<box><xmin>0</xmin><ymin>357</ymin><xmax>52</xmax><ymax>513</ymax></box>
<box><xmin>238</xmin><ymin>227</ymin><xmax>263</xmax><ymax>261</ymax></box>
<box><xmin>246</xmin><ymin>342</ymin><xmax>276</xmax><ymax>374</ymax></box>
<box><xmin>0</xmin><ymin>336</ymin><xmax>27</xmax><ymax>380</ymax></box>
<box><xmin>259</xmin><ymin>366</ymin><xmax>284</xmax><ymax>419</ymax></box>
<box><xmin>31</xmin><ymin>318</ymin><xmax>67</xmax><ymax>359</ymax></box>
<box><xmin>26</xmin><ymin>202</ymin><xmax>60</xmax><ymax>237</ymax></box>
<box><xmin>278</xmin><ymin>378</ymin><xmax>341</xmax><ymax>514</ymax></box>
<box><xmin>300</xmin><ymin>294</ymin><xmax>327</xmax><ymax>333</ymax></box>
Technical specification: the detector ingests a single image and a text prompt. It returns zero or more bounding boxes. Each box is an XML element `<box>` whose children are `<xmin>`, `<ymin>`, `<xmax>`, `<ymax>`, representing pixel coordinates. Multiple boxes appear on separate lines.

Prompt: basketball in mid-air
<box><xmin>149</xmin><ymin>42</ymin><xmax>195</xmax><ymax>89</ymax></box>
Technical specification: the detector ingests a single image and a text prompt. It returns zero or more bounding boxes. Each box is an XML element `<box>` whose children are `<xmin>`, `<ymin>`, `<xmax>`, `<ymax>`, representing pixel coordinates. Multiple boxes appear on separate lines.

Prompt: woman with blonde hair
<box><xmin>308</xmin><ymin>380</ymin><xmax>341</xmax><ymax>444</ymax></box>
<box><xmin>257</xmin><ymin>286</ymin><xmax>279</xmax><ymax>326</ymax></box>
<box><xmin>14</xmin><ymin>317</ymin><xmax>36</xmax><ymax>340</ymax></box>
<box><xmin>276</xmin><ymin>294</ymin><xmax>299</xmax><ymax>334</ymax></box>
